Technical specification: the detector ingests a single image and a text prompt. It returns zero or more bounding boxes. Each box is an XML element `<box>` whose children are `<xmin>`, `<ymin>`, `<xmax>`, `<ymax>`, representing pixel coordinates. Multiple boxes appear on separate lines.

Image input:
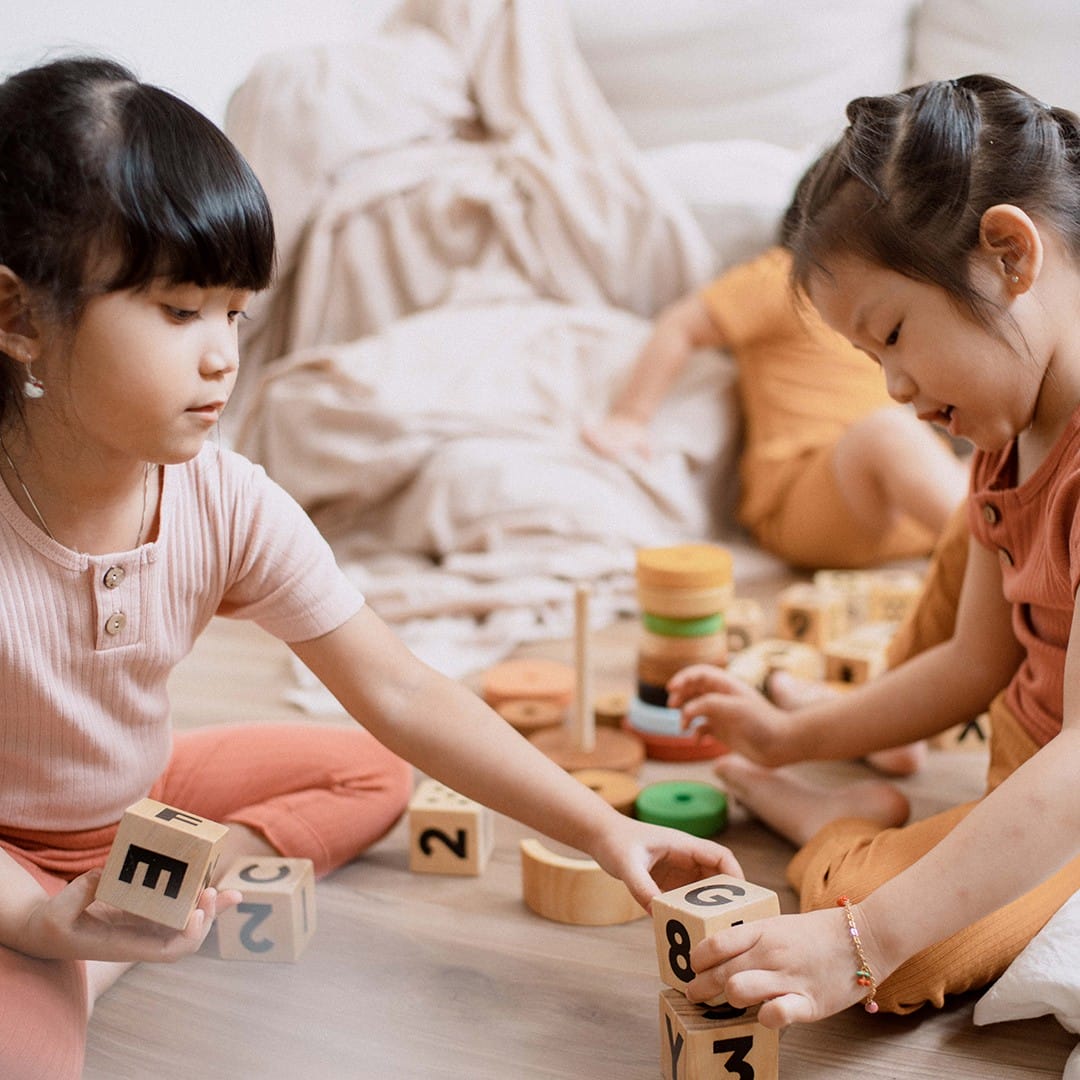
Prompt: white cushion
<box><xmin>911</xmin><ymin>0</ymin><xmax>1080</xmax><ymax>115</ymax></box>
<box><xmin>643</xmin><ymin>140</ymin><xmax>815</xmax><ymax>272</ymax></box>
<box><xmin>566</xmin><ymin>0</ymin><xmax>918</xmax><ymax>152</ymax></box>
<box><xmin>974</xmin><ymin>889</ymin><xmax>1080</xmax><ymax>1078</ymax></box>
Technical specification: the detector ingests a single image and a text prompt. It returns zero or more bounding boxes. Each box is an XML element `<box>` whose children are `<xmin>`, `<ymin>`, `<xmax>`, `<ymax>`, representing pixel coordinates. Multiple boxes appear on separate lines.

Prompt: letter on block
<box><xmin>777</xmin><ymin>583</ymin><xmax>848</xmax><ymax>649</ymax></box>
<box><xmin>408</xmin><ymin>779</ymin><xmax>494</xmax><ymax>876</ymax></box>
<box><xmin>215</xmin><ymin>856</ymin><xmax>316</xmax><ymax>962</ymax></box>
<box><xmin>96</xmin><ymin>797</ymin><xmax>229</xmax><ymax>930</ymax></box>
<box><xmin>659</xmin><ymin>989</ymin><xmax>778</xmax><ymax>1080</ymax></box>
<box><xmin>653</xmin><ymin>874</ymin><xmax>780</xmax><ymax>1001</ymax></box>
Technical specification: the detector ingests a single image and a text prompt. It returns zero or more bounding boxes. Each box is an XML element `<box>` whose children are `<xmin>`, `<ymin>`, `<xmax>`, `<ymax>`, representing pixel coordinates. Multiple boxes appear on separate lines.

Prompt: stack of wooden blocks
<box><xmin>652</xmin><ymin>874</ymin><xmax>781</xmax><ymax>1079</ymax></box>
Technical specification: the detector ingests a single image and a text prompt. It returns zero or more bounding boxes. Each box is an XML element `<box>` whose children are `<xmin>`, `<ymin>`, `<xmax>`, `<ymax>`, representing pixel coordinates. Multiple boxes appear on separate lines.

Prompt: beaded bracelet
<box><xmin>836</xmin><ymin>895</ymin><xmax>879</xmax><ymax>1013</ymax></box>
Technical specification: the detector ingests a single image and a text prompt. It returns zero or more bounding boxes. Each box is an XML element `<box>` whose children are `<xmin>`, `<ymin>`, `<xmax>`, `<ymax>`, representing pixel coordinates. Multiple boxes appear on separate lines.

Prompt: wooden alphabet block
<box><xmin>408</xmin><ymin>779</ymin><xmax>494</xmax><ymax>876</ymax></box>
<box><xmin>823</xmin><ymin>635</ymin><xmax>889</xmax><ymax>685</ymax></box>
<box><xmin>868</xmin><ymin>568</ymin><xmax>923</xmax><ymax>623</ymax></box>
<box><xmin>659</xmin><ymin>989</ymin><xmax>778</xmax><ymax>1080</ymax></box>
<box><xmin>653</xmin><ymin>874</ymin><xmax>780</xmax><ymax>1000</ymax></box>
<box><xmin>777</xmin><ymin>582</ymin><xmax>848</xmax><ymax>648</ymax></box>
<box><xmin>723</xmin><ymin>597</ymin><xmax>765</xmax><ymax>653</ymax></box>
<box><xmin>930</xmin><ymin>711</ymin><xmax>992</xmax><ymax>751</ymax></box>
<box><xmin>813</xmin><ymin>568</ymin><xmax>875</xmax><ymax>624</ymax></box>
<box><xmin>725</xmin><ymin>638</ymin><xmax>824</xmax><ymax>694</ymax></box>
<box><xmin>96</xmin><ymin>797</ymin><xmax>229</xmax><ymax>930</ymax></box>
<box><xmin>215</xmin><ymin>857</ymin><xmax>316</xmax><ymax>962</ymax></box>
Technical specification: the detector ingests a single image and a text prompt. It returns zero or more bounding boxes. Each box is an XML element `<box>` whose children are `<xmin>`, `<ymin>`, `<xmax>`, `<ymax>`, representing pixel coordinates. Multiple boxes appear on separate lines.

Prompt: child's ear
<box><xmin>978</xmin><ymin>204</ymin><xmax>1043</xmax><ymax>295</ymax></box>
<box><xmin>0</xmin><ymin>266</ymin><xmax>41</xmax><ymax>363</ymax></box>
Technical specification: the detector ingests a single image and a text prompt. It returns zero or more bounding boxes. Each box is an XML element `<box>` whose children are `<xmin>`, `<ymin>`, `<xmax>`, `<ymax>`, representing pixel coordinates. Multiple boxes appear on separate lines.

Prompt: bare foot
<box><xmin>766</xmin><ymin>671</ymin><xmax>927</xmax><ymax>778</ymax></box>
<box><xmin>866</xmin><ymin>740</ymin><xmax>928</xmax><ymax>777</ymax></box>
<box><xmin>714</xmin><ymin>753</ymin><xmax>910</xmax><ymax>847</ymax></box>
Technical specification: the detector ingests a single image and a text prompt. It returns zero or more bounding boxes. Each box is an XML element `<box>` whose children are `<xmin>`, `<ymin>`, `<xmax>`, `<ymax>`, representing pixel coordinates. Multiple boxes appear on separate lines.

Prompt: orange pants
<box><xmin>788</xmin><ymin>501</ymin><xmax>1080</xmax><ymax>1012</ymax></box>
<box><xmin>741</xmin><ymin>443</ymin><xmax>937</xmax><ymax>571</ymax></box>
<box><xmin>0</xmin><ymin>723</ymin><xmax>411</xmax><ymax>1080</ymax></box>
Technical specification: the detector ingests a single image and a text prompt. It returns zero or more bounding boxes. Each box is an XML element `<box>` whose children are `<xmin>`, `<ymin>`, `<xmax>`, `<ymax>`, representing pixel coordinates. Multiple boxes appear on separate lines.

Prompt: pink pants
<box><xmin>0</xmin><ymin>723</ymin><xmax>412</xmax><ymax>1079</ymax></box>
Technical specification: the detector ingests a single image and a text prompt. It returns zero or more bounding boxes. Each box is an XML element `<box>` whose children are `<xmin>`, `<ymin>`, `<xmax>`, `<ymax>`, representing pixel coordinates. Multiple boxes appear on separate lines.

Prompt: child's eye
<box><xmin>165</xmin><ymin>306</ymin><xmax>199</xmax><ymax>323</ymax></box>
<box><xmin>227</xmin><ymin>310</ymin><xmax>250</xmax><ymax>325</ymax></box>
<box><xmin>885</xmin><ymin>323</ymin><xmax>901</xmax><ymax>346</ymax></box>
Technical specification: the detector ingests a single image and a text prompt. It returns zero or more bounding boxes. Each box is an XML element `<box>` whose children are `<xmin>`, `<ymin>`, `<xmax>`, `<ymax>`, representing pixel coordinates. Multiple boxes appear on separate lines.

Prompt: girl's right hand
<box><xmin>19</xmin><ymin>868</ymin><xmax>240</xmax><ymax>963</ymax></box>
<box><xmin>666</xmin><ymin>664</ymin><xmax>794</xmax><ymax>766</ymax></box>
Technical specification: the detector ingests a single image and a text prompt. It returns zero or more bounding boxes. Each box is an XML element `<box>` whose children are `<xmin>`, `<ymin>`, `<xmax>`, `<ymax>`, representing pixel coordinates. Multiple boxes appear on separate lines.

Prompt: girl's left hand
<box><xmin>589</xmin><ymin>817</ymin><xmax>744</xmax><ymax>912</ymax></box>
<box><xmin>685</xmin><ymin>907</ymin><xmax>879</xmax><ymax>1028</ymax></box>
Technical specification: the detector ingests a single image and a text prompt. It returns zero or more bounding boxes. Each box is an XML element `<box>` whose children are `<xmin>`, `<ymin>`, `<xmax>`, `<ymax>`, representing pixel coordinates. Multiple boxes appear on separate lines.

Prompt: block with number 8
<box><xmin>652</xmin><ymin>874</ymin><xmax>780</xmax><ymax>1003</ymax></box>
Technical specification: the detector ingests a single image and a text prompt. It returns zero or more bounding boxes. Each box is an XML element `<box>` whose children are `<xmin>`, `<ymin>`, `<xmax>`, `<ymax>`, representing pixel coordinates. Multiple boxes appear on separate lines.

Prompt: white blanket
<box><xmin>226</xmin><ymin>0</ymin><xmax>765</xmax><ymax>683</ymax></box>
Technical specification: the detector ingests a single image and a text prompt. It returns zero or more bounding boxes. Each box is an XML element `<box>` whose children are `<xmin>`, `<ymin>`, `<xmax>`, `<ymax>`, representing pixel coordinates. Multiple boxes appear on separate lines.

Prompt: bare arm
<box><xmin>670</xmin><ymin>535</ymin><xmax>1022</xmax><ymax>764</ymax></box>
<box><xmin>583</xmin><ymin>292</ymin><xmax>722</xmax><ymax>459</ymax></box>
<box><xmin>687</xmin><ymin>598</ymin><xmax>1080</xmax><ymax>1027</ymax></box>
<box><xmin>291</xmin><ymin>606</ymin><xmax>742</xmax><ymax>907</ymax></box>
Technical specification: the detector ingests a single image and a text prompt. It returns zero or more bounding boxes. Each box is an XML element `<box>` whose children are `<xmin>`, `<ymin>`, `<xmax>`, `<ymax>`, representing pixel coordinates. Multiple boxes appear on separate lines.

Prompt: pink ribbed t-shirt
<box><xmin>969</xmin><ymin>403</ymin><xmax>1080</xmax><ymax>748</ymax></box>
<box><xmin>0</xmin><ymin>444</ymin><xmax>364</xmax><ymax>831</ymax></box>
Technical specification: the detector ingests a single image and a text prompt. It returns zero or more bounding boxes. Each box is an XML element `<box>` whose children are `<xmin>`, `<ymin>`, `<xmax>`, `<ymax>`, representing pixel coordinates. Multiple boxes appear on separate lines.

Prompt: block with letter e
<box><xmin>653</xmin><ymin>874</ymin><xmax>780</xmax><ymax>1002</ymax></box>
<box><xmin>215</xmin><ymin>856</ymin><xmax>316</xmax><ymax>962</ymax></box>
<box><xmin>96</xmin><ymin>797</ymin><xmax>229</xmax><ymax>930</ymax></box>
<box><xmin>659</xmin><ymin>989</ymin><xmax>778</xmax><ymax>1080</ymax></box>
<box><xmin>408</xmin><ymin>778</ymin><xmax>494</xmax><ymax>876</ymax></box>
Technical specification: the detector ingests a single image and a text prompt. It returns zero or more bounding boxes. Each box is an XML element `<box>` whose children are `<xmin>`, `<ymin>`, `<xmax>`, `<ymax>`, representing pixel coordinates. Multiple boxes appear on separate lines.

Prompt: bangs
<box><xmin>102</xmin><ymin>84</ymin><xmax>275</xmax><ymax>293</ymax></box>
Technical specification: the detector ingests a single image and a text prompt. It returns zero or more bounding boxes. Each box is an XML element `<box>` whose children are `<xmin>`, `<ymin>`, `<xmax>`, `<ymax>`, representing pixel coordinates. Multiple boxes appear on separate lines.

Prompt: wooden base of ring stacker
<box><xmin>520</xmin><ymin>838</ymin><xmax>646</xmax><ymax>925</ymax></box>
<box><xmin>529</xmin><ymin>584</ymin><xmax>645</xmax><ymax>773</ymax></box>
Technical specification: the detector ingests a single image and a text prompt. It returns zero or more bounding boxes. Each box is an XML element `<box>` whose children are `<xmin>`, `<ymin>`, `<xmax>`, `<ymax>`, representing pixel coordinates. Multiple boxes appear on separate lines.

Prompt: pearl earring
<box><xmin>1009</xmin><ymin>273</ymin><xmax>1020</xmax><ymax>285</ymax></box>
<box><xmin>22</xmin><ymin>361</ymin><xmax>44</xmax><ymax>399</ymax></box>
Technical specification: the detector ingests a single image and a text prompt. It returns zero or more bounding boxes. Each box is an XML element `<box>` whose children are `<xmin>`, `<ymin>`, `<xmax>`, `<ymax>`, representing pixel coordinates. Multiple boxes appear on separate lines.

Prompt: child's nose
<box><xmin>884</xmin><ymin>365</ymin><xmax>916</xmax><ymax>404</ymax></box>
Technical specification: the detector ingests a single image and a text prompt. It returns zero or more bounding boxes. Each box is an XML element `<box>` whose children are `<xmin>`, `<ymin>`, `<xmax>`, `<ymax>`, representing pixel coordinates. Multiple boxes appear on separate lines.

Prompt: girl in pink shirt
<box><xmin>666</xmin><ymin>74</ymin><xmax>1080</xmax><ymax>1024</ymax></box>
<box><xmin>0</xmin><ymin>57</ymin><xmax>740</xmax><ymax>1079</ymax></box>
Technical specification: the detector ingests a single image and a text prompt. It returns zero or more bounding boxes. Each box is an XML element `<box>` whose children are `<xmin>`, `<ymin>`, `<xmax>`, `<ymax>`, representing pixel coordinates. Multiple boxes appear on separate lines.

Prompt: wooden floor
<box><xmin>84</xmin><ymin>593</ymin><xmax>1076</xmax><ymax>1078</ymax></box>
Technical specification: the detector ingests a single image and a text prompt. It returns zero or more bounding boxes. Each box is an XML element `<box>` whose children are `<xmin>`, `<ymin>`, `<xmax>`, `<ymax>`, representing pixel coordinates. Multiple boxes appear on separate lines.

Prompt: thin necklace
<box><xmin>0</xmin><ymin>435</ymin><xmax>151</xmax><ymax>549</ymax></box>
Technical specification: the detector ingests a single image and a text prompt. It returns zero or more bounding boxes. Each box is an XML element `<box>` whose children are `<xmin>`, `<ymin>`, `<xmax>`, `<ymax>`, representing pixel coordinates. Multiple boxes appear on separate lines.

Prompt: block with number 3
<box><xmin>653</xmin><ymin>874</ymin><xmax>780</xmax><ymax>1002</ymax></box>
<box><xmin>408</xmin><ymin>779</ymin><xmax>494</xmax><ymax>876</ymax></box>
<box><xmin>659</xmin><ymin>989</ymin><xmax>778</xmax><ymax>1080</ymax></box>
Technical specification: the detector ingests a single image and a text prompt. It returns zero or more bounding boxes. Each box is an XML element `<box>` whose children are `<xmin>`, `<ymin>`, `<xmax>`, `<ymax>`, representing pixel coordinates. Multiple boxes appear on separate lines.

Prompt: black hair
<box><xmin>0</xmin><ymin>56</ymin><xmax>275</xmax><ymax>418</ymax></box>
<box><xmin>787</xmin><ymin>74</ymin><xmax>1080</xmax><ymax>326</ymax></box>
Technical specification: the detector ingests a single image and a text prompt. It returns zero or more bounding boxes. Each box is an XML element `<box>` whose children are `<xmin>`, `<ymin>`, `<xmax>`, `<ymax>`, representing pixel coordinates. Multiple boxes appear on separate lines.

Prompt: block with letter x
<box><xmin>96</xmin><ymin>797</ymin><xmax>229</xmax><ymax>930</ymax></box>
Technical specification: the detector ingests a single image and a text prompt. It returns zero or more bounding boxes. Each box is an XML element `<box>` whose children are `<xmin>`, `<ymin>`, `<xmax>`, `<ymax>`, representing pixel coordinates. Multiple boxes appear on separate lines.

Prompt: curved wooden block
<box><xmin>519</xmin><ymin>838</ymin><xmax>647</xmax><ymax>926</ymax></box>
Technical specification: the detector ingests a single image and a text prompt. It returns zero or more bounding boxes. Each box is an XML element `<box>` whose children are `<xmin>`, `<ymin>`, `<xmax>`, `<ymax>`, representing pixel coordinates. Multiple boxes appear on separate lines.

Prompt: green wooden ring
<box><xmin>641</xmin><ymin>611</ymin><xmax>725</xmax><ymax>638</ymax></box>
<box><xmin>634</xmin><ymin>780</ymin><xmax>728</xmax><ymax>837</ymax></box>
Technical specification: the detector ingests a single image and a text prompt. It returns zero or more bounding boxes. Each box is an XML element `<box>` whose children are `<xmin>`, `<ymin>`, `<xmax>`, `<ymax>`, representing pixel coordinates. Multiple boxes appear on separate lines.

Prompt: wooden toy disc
<box><xmin>570</xmin><ymin>768</ymin><xmax>641</xmax><ymax>814</ymax></box>
<box><xmin>637</xmin><ymin>582</ymin><xmax>733</xmax><ymax>619</ymax></box>
<box><xmin>593</xmin><ymin>690</ymin><xmax>631</xmax><ymax>726</ymax></box>
<box><xmin>528</xmin><ymin>725</ymin><xmax>645</xmax><ymax>774</ymax></box>
<box><xmin>495</xmin><ymin>698</ymin><xmax>565</xmax><ymax>733</ymax></box>
<box><xmin>635</xmin><ymin>544</ymin><xmax>733</xmax><ymax>590</ymax></box>
<box><xmin>520</xmin><ymin>838</ymin><xmax>646</xmax><ymax>925</ymax></box>
<box><xmin>635</xmin><ymin>781</ymin><xmax>728</xmax><ymax>837</ymax></box>
<box><xmin>641</xmin><ymin>611</ymin><xmax>725</xmax><ymax>638</ymax></box>
<box><xmin>482</xmin><ymin>658</ymin><xmax>575</xmax><ymax>707</ymax></box>
<box><xmin>621</xmin><ymin>719</ymin><xmax>727</xmax><ymax>762</ymax></box>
